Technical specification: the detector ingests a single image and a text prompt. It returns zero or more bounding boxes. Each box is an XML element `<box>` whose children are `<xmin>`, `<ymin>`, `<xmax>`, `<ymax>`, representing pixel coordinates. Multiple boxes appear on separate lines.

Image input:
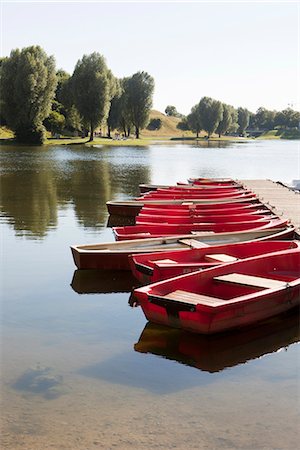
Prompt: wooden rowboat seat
<box><xmin>154</xmin><ymin>290</ymin><xmax>226</xmax><ymax>307</ymax></box>
<box><xmin>191</xmin><ymin>231</ymin><xmax>215</xmax><ymax>235</ymax></box>
<box><xmin>205</xmin><ymin>253</ymin><xmax>238</xmax><ymax>263</ymax></box>
<box><xmin>178</xmin><ymin>239</ymin><xmax>210</xmax><ymax>248</ymax></box>
<box><xmin>214</xmin><ymin>273</ymin><xmax>286</xmax><ymax>289</ymax></box>
<box><xmin>152</xmin><ymin>258</ymin><xmax>177</xmax><ymax>265</ymax></box>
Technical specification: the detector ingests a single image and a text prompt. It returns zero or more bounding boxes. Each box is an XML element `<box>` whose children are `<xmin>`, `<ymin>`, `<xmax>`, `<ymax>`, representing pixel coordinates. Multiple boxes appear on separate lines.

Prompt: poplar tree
<box><xmin>126</xmin><ymin>71</ymin><xmax>154</xmax><ymax>138</ymax></box>
<box><xmin>216</xmin><ymin>104</ymin><xmax>236</xmax><ymax>137</ymax></box>
<box><xmin>187</xmin><ymin>104</ymin><xmax>202</xmax><ymax>138</ymax></box>
<box><xmin>71</xmin><ymin>52</ymin><xmax>117</xmax><ymax>141</ymax></box>
<box><xmin>238</xmin><ymin>107</ymin><xmax>250</xmax><ymax>136</ymax></box>
<box><xmin>199</xmin><ymin>97</ymin><xmax>223</xmax><ymax>138</ymax></box>
<box><xmin>0</xmin><ymin>46</ymin><xmax>57</xmax><ymax>144</ymax></box>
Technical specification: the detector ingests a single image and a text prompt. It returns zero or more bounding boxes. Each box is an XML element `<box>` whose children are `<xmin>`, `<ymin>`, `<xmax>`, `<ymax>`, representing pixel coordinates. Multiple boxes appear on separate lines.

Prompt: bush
<box><xmin>15</xmin><ymin>125</ymin><xmax>46</xmax><ymax>145</ymax></box>
<box><xmin>147</xmin><ymin>118</ymin><xmax>162</xmax><ymax>131</ymax></box>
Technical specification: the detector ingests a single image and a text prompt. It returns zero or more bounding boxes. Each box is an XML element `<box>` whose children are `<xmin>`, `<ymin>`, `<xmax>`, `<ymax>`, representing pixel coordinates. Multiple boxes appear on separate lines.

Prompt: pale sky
<box><xmin>1</xmin><ymin>1</ymin><xmax>299</xmax><ymax>115</ymax></box>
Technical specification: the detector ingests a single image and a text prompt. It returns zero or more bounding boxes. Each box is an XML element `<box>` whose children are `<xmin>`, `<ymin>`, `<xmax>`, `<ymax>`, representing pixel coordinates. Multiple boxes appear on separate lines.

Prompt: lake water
<box><xmin>1</xmin><ymin>139</ymin><xmax>300</xmax><ymax>449</ymax></box>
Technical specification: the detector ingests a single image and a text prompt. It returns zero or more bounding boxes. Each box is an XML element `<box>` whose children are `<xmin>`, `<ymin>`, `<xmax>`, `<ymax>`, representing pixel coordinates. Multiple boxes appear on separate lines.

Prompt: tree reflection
<box><xmin>0</xmin><ymin>146</ymin><xmax>150</xmax><ymax>238</ymax></box>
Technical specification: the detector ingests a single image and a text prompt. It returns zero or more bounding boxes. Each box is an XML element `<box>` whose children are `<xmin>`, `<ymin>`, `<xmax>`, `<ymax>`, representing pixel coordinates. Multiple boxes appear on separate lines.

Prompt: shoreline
<box><xmin>1</xmin><ymin>135</ymin><xmax>299</xmax><ymax>147</ymax></box>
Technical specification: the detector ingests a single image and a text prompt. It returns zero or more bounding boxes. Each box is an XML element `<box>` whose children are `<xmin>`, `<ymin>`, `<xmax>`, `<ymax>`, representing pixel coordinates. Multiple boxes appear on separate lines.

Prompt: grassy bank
<box><xmin>1</xmin><ymin>113</ymin><xmax>299</xmax><ymax>146</ymax></box>
<box><xmin>258</xmin><ymin>129</ymin><xmax>300</xmax><ymax>140</ymax></box>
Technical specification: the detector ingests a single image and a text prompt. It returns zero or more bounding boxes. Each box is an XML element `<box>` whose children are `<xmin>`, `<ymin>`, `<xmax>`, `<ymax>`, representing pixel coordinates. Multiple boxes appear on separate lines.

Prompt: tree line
<box><xmin>0</xmin><ymin>46</ymin><xmax>155</xmax><ymax>144</ymax></box>
<box><xmin>166</xmin><ymin>100</ymin><xmax>300</xmax><ymax>138</ymax></box>
<box><xmin>1</xmin><ymin>45</ymin><xmax>299</xmax><ymax>144</ymax></box>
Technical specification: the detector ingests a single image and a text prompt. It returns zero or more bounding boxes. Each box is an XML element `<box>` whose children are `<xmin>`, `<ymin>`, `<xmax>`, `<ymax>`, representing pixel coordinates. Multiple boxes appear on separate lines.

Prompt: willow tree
<box><xmin>107</xmin><ymin>78</ymin><xmax>123</xmax><ymax>138</ymax></box>
<box><xmin>0</xmin><ymin>46</ymin><xmax>57</xmax><ymax>144</ymax></box>
<box><xmin>126</xmin><ymin>71</ymin><xmax>154</xmax><ymax>138</ymax></box>
<box><xmin>198</xmin><ymin>97</ymin><xmax>223</xmax><ymax>138</ymax></box>
<box><xmin>216</xmin><ymin>104</ymin><xmax>237</xmax><ymax>137</ymax></box>
<box><xmin>187</xmin><ymin>104</ymin><xmax>202</xmax><ymax>138</ymax></box>
<box><xmin>237</xmin><ymin>107</ymin><xmax>250</xmax><ymax>136</ymax></box>
<box><xmin>71</xmin><ymin>52</ymin><xmax>117</xmax><ymax>141</ymax></box>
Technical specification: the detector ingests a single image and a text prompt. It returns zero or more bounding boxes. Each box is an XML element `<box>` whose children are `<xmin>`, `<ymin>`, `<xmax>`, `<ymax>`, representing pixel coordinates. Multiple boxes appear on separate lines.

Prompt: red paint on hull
<box><xmin>134</xmin><ymin>251</ymin><xmax>300</xmax><ymax>334</ymax></box>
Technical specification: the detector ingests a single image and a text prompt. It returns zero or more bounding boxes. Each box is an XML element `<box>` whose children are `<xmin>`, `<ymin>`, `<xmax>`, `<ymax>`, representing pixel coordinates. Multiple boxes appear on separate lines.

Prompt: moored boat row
<box><xmin>71</xmin><ymin>176</ymin><xmax>299</xmax><ymax>335</ymax></box>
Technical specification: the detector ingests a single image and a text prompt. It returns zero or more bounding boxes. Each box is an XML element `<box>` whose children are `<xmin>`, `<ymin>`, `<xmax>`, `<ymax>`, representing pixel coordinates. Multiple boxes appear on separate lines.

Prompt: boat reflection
<box><xmin>134</xmin><ymin>308</ymin><xmax>299</xmax><ymax>373</ymax></box>
<box><xmin>107</xmin><ymin>214</ymin><xmax>136</xmax><ymax>227</ymax></box>
<box><xmin>71</xmin><ymin>269</ymin><xmax>139</xmax><ymax>294</ymax></box>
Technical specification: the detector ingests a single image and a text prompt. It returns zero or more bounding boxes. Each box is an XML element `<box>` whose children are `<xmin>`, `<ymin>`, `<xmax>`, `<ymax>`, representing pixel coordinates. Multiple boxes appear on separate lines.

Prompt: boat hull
<box><xmin>135</xmin><ymin>212</ymin><xmax>274</xmax><ymax>225</ymax></box>
<box><xmin>106</xmin><ymin>197</ymin><xmax>259</xmax><ymax>217</ymax></box>
<box><xmin>113</xmin><ymin>219</ymin><xmax>288</xmax><ymax>241</ymax></box>
<box><xmin>134</xmin><ymin>251</ymin><xmax>300</xmax><ymax>334</ymax></box>
<box><xmin>138</xmin><ymin>203</ymin><xmax>270</xmax><ymax>217</ymax></box>
<box><xmin>70</xmin><ymin>226</ymin><xmax>295</xmax><ymax>270</ymax></box>
<box><xmin>129</xmin><ymin>240</ymin><xmax>300</xmax><ymax>283</ymax></box>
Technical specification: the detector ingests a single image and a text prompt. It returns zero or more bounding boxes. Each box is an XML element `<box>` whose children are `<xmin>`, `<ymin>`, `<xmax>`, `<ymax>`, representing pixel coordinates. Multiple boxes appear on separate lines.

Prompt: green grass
<box><xmin>258</xmin><ymin>130</ymin><xmax>281</xmax><ymax>140</ymax></box>
<box><xmin>0</xmin><ymin>126</ymin><xmax>14</xmax><ymax>139</ymax></box>
<box><xmin>44</xmin><ymin>136</ymin><xmax>166</xmax><ymax>147</ymax></box>
<box><xmin>2</xmin><ymin>119</ymin><xmax>299</xmax><ymax>146</ymax></box>
<box><xmin>259</xmin><ymin>129</ymin><xmax>300</xmax><ymax>140</ymax></box>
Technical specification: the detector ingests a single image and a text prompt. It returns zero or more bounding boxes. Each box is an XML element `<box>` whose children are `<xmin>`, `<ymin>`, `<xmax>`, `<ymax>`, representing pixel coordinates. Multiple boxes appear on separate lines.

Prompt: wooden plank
<box><xmin>214</xmin><ymin>273</ymin><xmax>286</xmax><ymax>289</ymax></box>
<box><xmin>205</xmin><ymin>253</ymin><xmax>238</xmax><ymax>263</ymax></box>
<box><xmin>152</xmin><ymin>258</ymin><xmax>177</xmax><ymax>265</ymax></box>
<box><xmin>164</xmin><ymin>290</ymin><xmax>225</xmax><ymax>306</ymax></box>
<box><xmin>179</xmin><ymin>239</ymin><xmax>210</xmax><ymax>248</ymax></box>
<box><xmin>191</xmin><ymin>231</ymin><xmax>215</xmax><ymax>235</ymax></box>
<box><xmin>241</xmin><ymin>179</ymin><xmax>300</xmax><ymax>234</ymax></box>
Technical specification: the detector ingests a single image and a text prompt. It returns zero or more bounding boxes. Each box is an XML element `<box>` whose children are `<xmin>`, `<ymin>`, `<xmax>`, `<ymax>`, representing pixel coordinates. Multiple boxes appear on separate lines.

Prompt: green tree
<box><xmin>177</xmin><ymin>118</ymin><xmax>190</xmax><ymax>131</ymax></box>
<box><xmin>216</xmin><ymin>103</ymin><xmax>236</xmax><ymax>137</ymax></box>
<box><xmin>56</xmin><ymin>73</ymin><xmax>83</xmax><ymax>134</ymax></box>
<box><xmin>237</xmin><ymin>107</ymin><xmax>250</xmax><ymax>136</ymax></box>
<box><xmin>107</xmin><ymin>79</ymin><xmax>122</xmax><ymax>138</ymax></box>
<box><xmin>44</xmin><ymin>110</ymin><xmax>66</xmax><ymax>135</ymax></box>
<box><xmin>275</xmin><ymin>108</ymin><xmax>300</xmax><ymax>129</ymax></box>
<box><xmin>71</xmin><ymin>52</ymin><xmax>117</xmax><ymax>141</ymax></box>
<box><xmin>228</xmin><ymin>107</ymin><xmax>239</xmax><ymax>133</ymax></box>
<box><xmin>126</xmin><ymin>71</ymin><xmax>155</xmax><ymax>138</ymax></box>
<box><xmin>187</xmin><ymin>104</ymin><xmax>202</xmax><ymax>138</ymax></box>
<box><xmin>253</xmin><ymin>107</ymin><xmax>276</xmax><ymax>130</ymax></box>
<box><xmin>165</xmin><ymin>105</ymin><xmax>182</xmax><ymax>117</ymax></box>
<box><xmin>55</xmin><ymin>69</ymin><xmax>71</xmax><ymax>105</ymax></box>
<box><xmin>118</xmin><ymin>77</ymin><xmax>132</xmax><ymax>137</ymax></box>
<box><xmin>199</xmin><ymin>97</ymin><xmax>223</xmax><ymax>137</ymax></box>
<box><xmin>0</xmin><ymin>46</ymin><xmax>57</xmax><ymax>144</ymax></box>
<box><xmin>147</xmin><ymin>118</ymin><xmax>162</xmax><ymax>130</ymax></box>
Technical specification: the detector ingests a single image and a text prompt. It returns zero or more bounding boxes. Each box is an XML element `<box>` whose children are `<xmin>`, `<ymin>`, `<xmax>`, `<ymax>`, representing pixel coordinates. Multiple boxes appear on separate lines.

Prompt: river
<box><xmin>1</xmin><ymin>139</ymin><xmax>299</xmax><ymax>449</ymax></box>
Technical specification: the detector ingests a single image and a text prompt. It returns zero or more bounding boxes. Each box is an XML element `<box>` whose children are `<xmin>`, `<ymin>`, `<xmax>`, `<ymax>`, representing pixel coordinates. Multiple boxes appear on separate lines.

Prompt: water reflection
<box><xmin>107</xmin><ymin>214</ymin><xmax>136</xmax><ymax>227</ymax></box>
<box><xmin>134</xmin><ymin>309</ymin><xmax>300</xmax><ymax>373</ymax></box>
<box><xmin>170</xmin><ymin>139</ymin><xmax>234</xmax><ymax>149</ymax></box>
<box><xmin>71</xmin><ymin>269</ymin><xmax>139</xmax><ymax>294</ymax></box>
<box><xmin>77</xmin><ymin>308</ymin><xmax>299</xmax><ymax>395</ymax></box>
<box><xmin>0</xmin><ymin>145</ymin><xmax>150</xmax><ymax>238</ymax></box>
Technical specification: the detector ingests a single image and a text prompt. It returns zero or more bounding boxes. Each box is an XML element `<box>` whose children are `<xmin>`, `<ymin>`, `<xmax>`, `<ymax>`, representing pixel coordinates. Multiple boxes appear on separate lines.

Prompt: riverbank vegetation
<box><xmin>1</xmin><ymin>45</ymin><xmax>299</xmax><ymax>145</ymax></box>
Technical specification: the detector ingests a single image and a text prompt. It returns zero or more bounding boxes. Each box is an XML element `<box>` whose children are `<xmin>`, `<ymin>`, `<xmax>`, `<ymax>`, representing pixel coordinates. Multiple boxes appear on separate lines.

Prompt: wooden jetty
<box><xmin>242</xmin><ymin>180</ymin><xmax>300</xmax><ymax>237</ymax></box>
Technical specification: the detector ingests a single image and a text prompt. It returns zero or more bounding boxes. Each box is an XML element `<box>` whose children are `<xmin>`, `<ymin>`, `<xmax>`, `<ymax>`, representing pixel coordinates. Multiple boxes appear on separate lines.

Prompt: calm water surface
<box><xmin>1</xmin><ymin>140</ymin><xmax>300</xmax><ymax>449</ymax></box>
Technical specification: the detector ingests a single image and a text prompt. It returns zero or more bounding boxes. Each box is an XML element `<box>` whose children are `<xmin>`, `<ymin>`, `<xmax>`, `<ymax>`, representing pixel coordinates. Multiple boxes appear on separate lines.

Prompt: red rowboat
<box><xmin>113</xmin><ymin>219</ymin><xmax>288</xmax><ymax>241</ymax></box>
<box><xmin>138</xmin><ymin>190</ymin><xmax>255</xmax><ymax>200</ymax></box>
<box><xmin>70</xmin><ymin>226</ymin><xmax>294</xmax><ymax>270</ymax></box>
<box><xmin>129</xmin><ymin>240</ymin><xmax>300</xmax><ymax>283</ymax></box>
<box><xmin>133</xmin><ymin>250</ymin><xmax>300</xmax><ymax>334</ymax></box>
<box><xmin>135</xmin><ymin>212</ymin><xmax>275</xmax><ymax>225</ymax></box>
<box><xmin>188</xmin><ymin>177</ymin><xmax>239</xmax><ymax>186</ymax></box>
<box><xmin>138</xmin><ymin>203</ymin><xmax>270</xmax><ymax>217</ymax></box>
<box><xmin>139</xmin><ymin>182</ymin><xmax>244</xmax><ymax>193</ymax></box>
<box><xmin>141</xmin><ymin>187</ymin><xmax>247</xmax><ymax>195</ymax></box>
<box><xmin>106</xmin><ymin>198</ymin><xmax>260</xmax><ymax>217</ymax></box>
